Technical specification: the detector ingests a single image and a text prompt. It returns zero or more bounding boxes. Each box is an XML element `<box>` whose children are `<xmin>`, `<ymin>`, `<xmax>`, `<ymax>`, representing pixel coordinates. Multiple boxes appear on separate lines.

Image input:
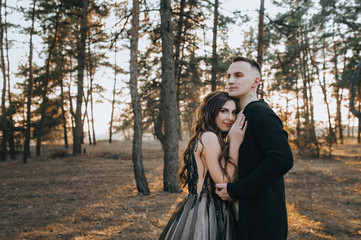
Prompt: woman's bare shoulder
<box><xmin>199</xmin><ymin>131</ymin><xmax>220</xmax><ymax>149</ymax></box>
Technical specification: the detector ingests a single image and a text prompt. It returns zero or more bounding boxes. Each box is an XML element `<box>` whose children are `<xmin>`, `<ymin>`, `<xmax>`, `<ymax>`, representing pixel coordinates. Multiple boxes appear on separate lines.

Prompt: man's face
<box><xmin>227</xmin><ymin>61</ymin><xmax>259</xmax><ymax>98</ymax></box>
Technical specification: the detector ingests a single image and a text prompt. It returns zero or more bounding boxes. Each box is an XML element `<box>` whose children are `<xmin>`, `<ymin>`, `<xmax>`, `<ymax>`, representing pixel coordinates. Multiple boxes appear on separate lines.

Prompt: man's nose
<box><xmin>228</xmin><ymin>76</ymin><xmax>235</xmax><ymax>84</ymax></box>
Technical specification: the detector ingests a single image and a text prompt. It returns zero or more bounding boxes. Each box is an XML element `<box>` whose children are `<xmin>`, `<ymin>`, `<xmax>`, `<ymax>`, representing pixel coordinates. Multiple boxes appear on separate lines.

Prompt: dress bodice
<box><xmin>186</xmin><ymin>140</ymin><xmax>224</xmax><ymax>219</ymax></box>
<box><xmin>159</xmin><ymin>139</ymin><xmax>237</xmax><ymax>240</ymax></box>
<box><xmin>186</xmin><ymin>141</ymin><xmax>216</xmax><ymax>194</ymax></box>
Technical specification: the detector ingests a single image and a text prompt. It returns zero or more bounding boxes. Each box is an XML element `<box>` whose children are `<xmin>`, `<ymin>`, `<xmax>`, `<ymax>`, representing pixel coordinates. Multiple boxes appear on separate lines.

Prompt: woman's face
<box><xmin>215</xmin><ymin>100</ymin><xmax>237</xmax><ymax>132</ymax></box>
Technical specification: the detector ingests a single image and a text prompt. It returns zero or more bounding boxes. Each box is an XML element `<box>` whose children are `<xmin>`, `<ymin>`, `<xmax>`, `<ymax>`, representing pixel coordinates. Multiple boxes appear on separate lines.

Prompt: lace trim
<box><xmin>187</xmin><ymin>139</ymin><xmax>224</xmax><ymax>221</ymax></box>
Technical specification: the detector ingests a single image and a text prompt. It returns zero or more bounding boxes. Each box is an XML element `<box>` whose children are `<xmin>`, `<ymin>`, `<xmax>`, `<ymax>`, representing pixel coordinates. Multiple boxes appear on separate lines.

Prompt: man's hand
<box><xmin>215</xmin><ymin>183</ymin><xmax>233</xmax><ymax>201</ymax></box>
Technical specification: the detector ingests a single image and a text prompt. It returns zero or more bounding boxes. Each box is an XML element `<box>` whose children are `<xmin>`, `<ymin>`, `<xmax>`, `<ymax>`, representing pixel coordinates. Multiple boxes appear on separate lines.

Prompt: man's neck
<box><xmin>239</xmin><ymin>93</ymin><xmax>258</xmax><ymax>110</ymax></box>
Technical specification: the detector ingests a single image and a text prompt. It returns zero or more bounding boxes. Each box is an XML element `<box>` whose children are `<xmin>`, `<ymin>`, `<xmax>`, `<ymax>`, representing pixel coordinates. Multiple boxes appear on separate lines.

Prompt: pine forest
<box><xmin>0</xmin><ymin>0</ymin><xmax>360</xmax><ymax>239</ymax></box>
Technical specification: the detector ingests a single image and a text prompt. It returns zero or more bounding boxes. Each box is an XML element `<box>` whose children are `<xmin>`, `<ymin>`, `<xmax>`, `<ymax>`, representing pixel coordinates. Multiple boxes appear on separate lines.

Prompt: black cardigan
<box><xmin>227</xmin><ymin>100</ymin><xmax>294</xmax><ymax>240</ymax></box>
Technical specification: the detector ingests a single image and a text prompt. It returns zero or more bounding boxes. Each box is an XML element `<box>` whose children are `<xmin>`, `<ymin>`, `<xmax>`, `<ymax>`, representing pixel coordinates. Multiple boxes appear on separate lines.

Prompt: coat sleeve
<box><xmin>227</xmin><ymin>104</ymin><xmax>293</xmax><ymax>199</ymax></box>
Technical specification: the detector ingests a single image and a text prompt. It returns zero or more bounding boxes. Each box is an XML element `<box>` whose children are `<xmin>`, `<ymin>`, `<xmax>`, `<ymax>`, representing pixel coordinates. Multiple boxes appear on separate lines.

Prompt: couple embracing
<box><xmin>159</xmin><ymin>57</ymin><xmax>294</xmax><ymax>240</ymax></box>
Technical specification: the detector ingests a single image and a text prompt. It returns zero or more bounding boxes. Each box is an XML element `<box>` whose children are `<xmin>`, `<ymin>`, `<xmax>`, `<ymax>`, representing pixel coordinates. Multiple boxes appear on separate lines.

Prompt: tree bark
<box><xmin>174</xmin><ymin>0</ymin><xmax>185</xmax><ymax>140</ymax></box>
<box><xmin>87</xmin><ymin>44</ymin><xmax>96</xmax><ymax>145</ymax></box>
<box><xmin>332</xmin><ymin>32</ymin><xmax>343</xmax><ymax>143</ymax></box>
<box><xmin>300</xmin><ymin>26</ymin><xmax>319</xmax><ymax>157</ymax></box>
<box><xmin>84</xmin><ymin>45</ymin><xmax>91</xmax><ymax>145</ymax></box>
<box><xmin>73</xmin><ymin>0</ymin><xmax>88</xmax><ymax>155</ymax></box>
<box><xmin>0</xmin><ymin>0</ymin><xmax>7</xmax><ymax>162</ymax></box>
<box><xmin>257</xmin><ymin>0</ymin><xmax>265</xmax><ymax>98</ymax></box>
<box><xmin>68</xmin><ymin>87</ymin><xmax>75</xmax><ymax>131</ymax></box>
<box><xmin>23</xmin><ymin>0</ymin><xmax>36</xmax><ymax>164</ymax></box>
<box><xmin>157</xmin><ymin>0</ymin><xmax>180</xmax><ymax>192</ymax></box>
<box><xmin>36</xmin><ymin>9</ymin><xmax>60</xmax><ymax>156</ymax></box>
<box><xmin>349</xmin><ymin>61</ymin><xmax>361</xmax><ymax>143</ymax></box>
<box><xmin>4</xmin><ymin>0</ymin><xmax>14</xmax><ymax>159</ymax></box>
<box><xmin>129</xmin><ymin>0</ymin><xmax>150</xmax><ymax>195</ymax></box>
<box><xmin>109</xmin><ymin>44</ymin><xmax>117</xmax><ymax>143</ymax></box>
<box><xmin>90</xmin><ymin>76</ymin><xmax>96</xmax><ymax>145</ymax></box>
<box><xmin>349</xmin><ymin>61</ymin><xmax>361</xmax><ymax>118</ymax></box>
<box><xmin>359</xmin><ymin>99</ymin><xmax>361</xmax><ymax>143</ymax></box>
<box><xmin>296</xmin><ymin>80</ymin><xmax>302</xmax><ymax>155</ymax></box>
<box><xmin>304</xmin><ymin>43</ymin><xmax>319</xmax><ymax>157</ymax></box>
<box><xmin>86</xmin><ymin>112</ymin><xmax>92</xmax><ymax>144</ymax></box>
<box><xmin>311</xmin><ymin>53</ymin><xmax>333</xmax><ymax>157</ymax></box>
<box><xmin>347</xmin><ymin>108</ymin><xmax>351</xmax><ymax>137</ymax></box>
<box><xmin>210</xmin><ymin>0</ymin><xmax>218</xmax><ymax>91</ymax></box>
<box><xmin>60</xmin><ymin>74</ymin><xmax>69</xmax><ymax>148</ymax></box>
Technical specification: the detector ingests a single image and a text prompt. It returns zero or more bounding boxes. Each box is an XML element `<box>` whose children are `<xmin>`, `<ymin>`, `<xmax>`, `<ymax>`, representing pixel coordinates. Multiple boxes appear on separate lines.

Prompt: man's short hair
<box><xmin>232</xmin><ymin>57</ymin><xmax>261</xmax><ymax>76</ymax></box>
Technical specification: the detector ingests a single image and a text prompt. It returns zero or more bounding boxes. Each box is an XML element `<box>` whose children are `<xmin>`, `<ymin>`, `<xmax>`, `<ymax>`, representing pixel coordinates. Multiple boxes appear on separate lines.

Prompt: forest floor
<box><xmin>0</xmin><ymin>138</ymin><xmax>360</xmax><ymax>240</ymax></box>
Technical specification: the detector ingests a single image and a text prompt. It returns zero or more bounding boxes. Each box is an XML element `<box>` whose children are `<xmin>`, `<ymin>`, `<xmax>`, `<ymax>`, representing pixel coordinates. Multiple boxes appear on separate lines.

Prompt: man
<box><xmin>216</xmin><ymin>57</ymin><xmax>294</xmax><ymax>239</ymax></box>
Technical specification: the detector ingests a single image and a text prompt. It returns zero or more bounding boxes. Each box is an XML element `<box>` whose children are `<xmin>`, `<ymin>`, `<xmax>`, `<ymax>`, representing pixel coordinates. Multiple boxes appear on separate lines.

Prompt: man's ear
<box><xmin>252</xmin><ymin>77</ymin><xmax>260</xmax><ymax>88</ymax></box>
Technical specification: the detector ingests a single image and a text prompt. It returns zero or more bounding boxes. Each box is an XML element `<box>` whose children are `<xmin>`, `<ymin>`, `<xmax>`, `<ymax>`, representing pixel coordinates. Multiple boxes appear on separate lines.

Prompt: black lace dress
<box><xmin>159</xmin><ymin>141</ymin><xmax>237</xmax><ymax>240</ymax></box>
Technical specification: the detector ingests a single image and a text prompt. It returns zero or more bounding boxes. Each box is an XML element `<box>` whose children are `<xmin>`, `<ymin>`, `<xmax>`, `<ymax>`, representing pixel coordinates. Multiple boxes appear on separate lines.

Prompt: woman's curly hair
<box><xmin>179</xmin><ymin>91</ymin><xmax>240</xmax><ymax>187</ymax></box>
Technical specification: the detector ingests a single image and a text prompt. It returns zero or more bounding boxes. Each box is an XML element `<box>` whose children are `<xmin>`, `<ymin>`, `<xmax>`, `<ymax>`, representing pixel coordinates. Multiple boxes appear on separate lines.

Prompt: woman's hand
<box><xmin>228</xmin><ymin>114</ymin><xmax>247</xmax><ymax>148</ymax></box>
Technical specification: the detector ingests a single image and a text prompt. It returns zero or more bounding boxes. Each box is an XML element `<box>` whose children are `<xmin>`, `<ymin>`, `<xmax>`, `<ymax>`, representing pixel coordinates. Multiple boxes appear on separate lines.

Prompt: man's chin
<box><xmin>228</xmin><ymin>91</ymin><xmax>241</xmax><ymax>99</ymax></box>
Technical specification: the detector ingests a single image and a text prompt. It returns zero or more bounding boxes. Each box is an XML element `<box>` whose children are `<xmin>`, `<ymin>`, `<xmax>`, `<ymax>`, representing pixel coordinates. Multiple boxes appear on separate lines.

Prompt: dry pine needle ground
<box><xmin>0</xmin><ymin>139</ymin><xmax>360</xmax><ymax>239</ymax></box>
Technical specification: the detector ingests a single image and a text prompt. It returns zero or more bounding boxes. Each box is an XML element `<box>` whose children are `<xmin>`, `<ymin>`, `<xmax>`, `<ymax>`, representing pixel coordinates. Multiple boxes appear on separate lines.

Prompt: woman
<box><xmin>159</xmin><ymin>91</ymin><xmax>247</xmax><ymax>240</ymax></box>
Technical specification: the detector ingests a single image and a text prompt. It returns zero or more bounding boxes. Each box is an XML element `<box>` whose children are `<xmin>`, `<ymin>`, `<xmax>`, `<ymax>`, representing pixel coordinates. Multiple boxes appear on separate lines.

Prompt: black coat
<box><xmin>227</xmin><ymin>100</ymin><xmax>294</xmax><ymax>240</ymax></box>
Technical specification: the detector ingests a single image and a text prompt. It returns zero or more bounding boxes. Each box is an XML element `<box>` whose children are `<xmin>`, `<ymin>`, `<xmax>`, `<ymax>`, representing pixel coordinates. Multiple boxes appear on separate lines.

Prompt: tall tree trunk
<box><xmin>83</xmin><ymin>45</ymin><xmax>91</xmax><ymax>145</ymax></box>
<box><xmin>73</xmin><ymin>0</ymin><xmax>88</xmax><ymax>155</ymax></box>
<box><xmin>310</xmin><ymin>33</ymin><xmax>335</xmax><ymax>156</ymax></box>
<box><xmin>109</xmin><ymin>44</ymin><xmax>117</xmax><ymax>143</ymax></box>
<box><xmin>307</xmin><ymin>79</ymin><xmax>319</xmax><ymax>157</ymax></box>
<box><xmin>83</xmin><ymin>52</ymin><xmax>92</xmax><ymax>146</ymax></box>
<box><xmin>300</xmin><ymin>26</ymin><xmax>319</xmax><ymax>157</ymax></box>
<box><xmin>300</xmin><ymin>55</ymin><xmax>310</xmax><ymax>126</ymax></box>
<box><xmin>174</xmin><ymin>0</ymin><xmax>185</xmax><ymax>140</ymax></box>
<box><xmin>296</xmin><ymin>81</ymin><xmax>302</xmax><ymax>156</ymax></box>
<box><xmin>60</xmin><ymin>74</ymin><xmax>69</xmax><ymax>148</ymax></box>
<box><xmin>86</xmin><ymin>112</ymin><xmax>92</xmax><ymax>144</ymax></box>
<box><xmin>347</xmin><ymin>108</ymin><xmax>351</xmax><ymax>137</ymax></box>
<box><xmin>157</xmin><ymin>0</ymin><xmax>180</xmax><ymax>192</ymax></box>
<box><xmin>58</xmin><ymin>42</ymin><xmax>68</xmax><ymax>149</ymax></box>
<box><xmin>36</xmin><ymin>9</ymin><xmax>60</xmax><ymax>156</ymax></box>
<box><xmin>68</xmin><ymin>62</ymin><xmax>76</xmax><ymax>134</ymax></box>
<box><xmin>68</xmin><ymin>87</ymin><xmax>75</xmax><ymax>131</ymax></box>
<box><xmin>312</xmin><ymin>54</ymin><xmax>333</xmax><ymax>158</ymax></box>
<box><xmin>283</xmin><ymin>94</ymin><xmax>290</xmax><ymax>130</ymax></box>
<box><xmin>335</xmin><ymin>87</ymin><xmax>343</xmax><ymax>142</ymax></box>
<box><xmin>82</xmin><ymin>91</ymin><xmax>90</xmax><ymax>145</ymax></box>
<box><xmin>304</xmin><ymin>46</ymin><xmax>319</xmax><ymax>157</ymax></box>
<box><xmin>23</xmin><ymin>0</ymin><xmax>36</xmax><ymax>164</ymax></box>
<box><xmin>210</xmin><ymin>0</ymin><xmax>219</xmax><ymax>91</ymax></box>
<box><xmin>129</xmin><ymin>0</ymin><xmax>150</xmax><ymax>195</ymax></box>
<box><xmin>6</xmin><ymin>56</ymin><xmax>14</xmax><ymax>160</ymax></box>
<box><xmin>90</xmin><ymin>75</ymin><xmax>96</xmax><ymax>145</ymax></box>
<box><xmin>257</xmin><ymin>0</ymin><xmax>265</xmax><ymax>98</ymax></box>
<box><xmin>332</xmin><ymin>33</ymin><xmax>343</xmax><ymax>143</ymax></box>
<box><xmin>0</xmin><ymin>0</ymin><xmax>7</xmax><ymax>162</ymax></box>
<box><xmin>4</xmin><ymin>0</ymin><xmax>14</xmax><ymax>159</ymax></box>
<box><xmin>359</xmin><ymin>100</ymin><xmax>361</xmax><ymax>143</ymax></box>
<box><xmin>87</xmin><ymin>44</ymin><xmax>96</xmax><ymax>145</ymax></box>
<box><xmin>349</xmin><ymin>61</ymin><xmax>361</xmax><ymax>143</ymax></box>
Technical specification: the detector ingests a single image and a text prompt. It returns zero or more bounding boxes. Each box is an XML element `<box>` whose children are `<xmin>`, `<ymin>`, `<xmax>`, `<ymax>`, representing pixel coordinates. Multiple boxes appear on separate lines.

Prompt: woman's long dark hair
<box><xmin>179</xmin><ymin>91</ymin><xmax>240</xmax><ymax>187</ymax></box>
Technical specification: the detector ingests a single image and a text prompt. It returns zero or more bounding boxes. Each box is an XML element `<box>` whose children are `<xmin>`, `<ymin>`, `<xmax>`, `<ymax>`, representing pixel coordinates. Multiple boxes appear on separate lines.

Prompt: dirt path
<box><xmin>0</xmin><ymin>140</ymin><xmax>360</xmax><ymax>239</ymax></box>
